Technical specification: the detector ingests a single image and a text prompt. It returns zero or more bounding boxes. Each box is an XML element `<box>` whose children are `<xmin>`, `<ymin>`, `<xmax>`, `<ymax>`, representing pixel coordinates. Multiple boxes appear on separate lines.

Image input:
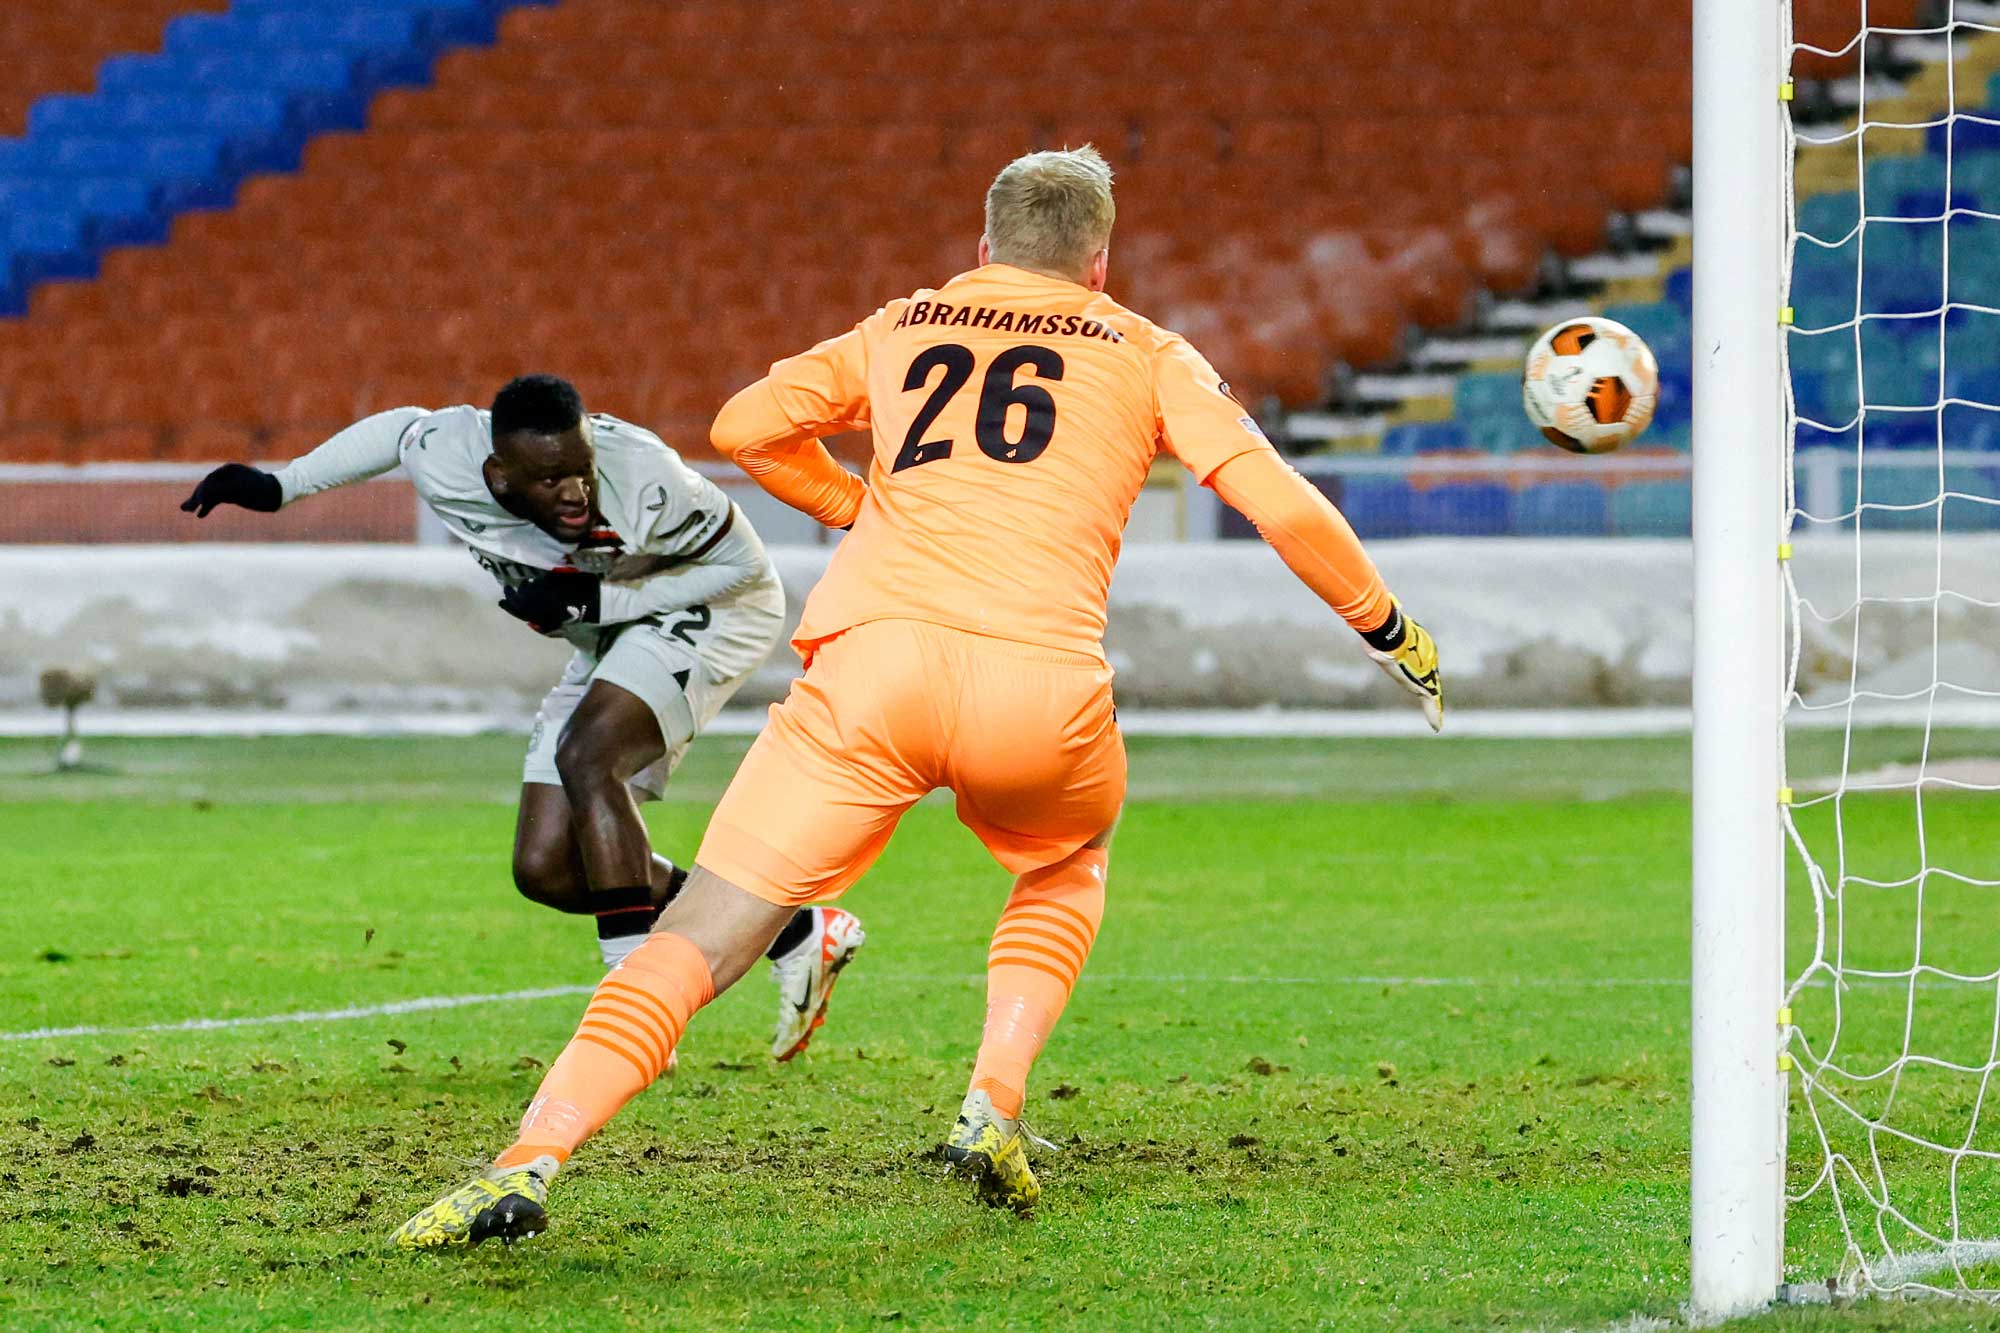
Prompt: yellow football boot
<box><xmin>390</xmin><ymin>1160</ymin><xmax>552</xmax><ymax>1250</ymax></box>
<box><xmin>942</xmin><ymin>1089</ymin><xmax>1040</xmax><ymax>1215</ymax></box>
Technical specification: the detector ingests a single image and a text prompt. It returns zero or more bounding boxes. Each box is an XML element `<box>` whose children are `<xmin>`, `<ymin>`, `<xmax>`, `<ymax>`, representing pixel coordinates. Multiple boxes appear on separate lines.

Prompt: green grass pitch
<box><xmin>2</xmin><ymin>731</ymin><xmax>1997</xmax><ymax>1331</ymax></box>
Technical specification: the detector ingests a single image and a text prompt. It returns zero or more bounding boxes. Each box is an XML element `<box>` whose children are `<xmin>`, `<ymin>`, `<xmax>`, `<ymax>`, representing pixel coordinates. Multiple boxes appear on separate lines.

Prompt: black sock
<box><xmin>1359</xmin><ymin>602</ymin><xmax>1407</xmax><ymax>652</ymax></box>
<box><xmin>765</xmin><ymin>907</ymin><xmax>816</xmax><ymax>961</ymax></box>
<box><xmin>652</xmin><ymin>854</ymin><xmax>689</xmax><ymax>911</ymax></box>
<box><xmin>593</xmin><ymin>885</ymin><xmax>658</xmax><ymax>961</ymax></box>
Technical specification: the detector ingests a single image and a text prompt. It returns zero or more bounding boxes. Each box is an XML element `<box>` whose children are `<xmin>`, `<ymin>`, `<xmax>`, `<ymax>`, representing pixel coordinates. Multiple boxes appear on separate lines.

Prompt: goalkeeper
<box><xmin>394</xmin><ymin>148</ymin><xmax>1440</xmax><ymax>1248</ymax></box>
<box><xmin>180</xmin><ymin>375</ymin><xmax>865</xmax><ymax>1063</ymax></box>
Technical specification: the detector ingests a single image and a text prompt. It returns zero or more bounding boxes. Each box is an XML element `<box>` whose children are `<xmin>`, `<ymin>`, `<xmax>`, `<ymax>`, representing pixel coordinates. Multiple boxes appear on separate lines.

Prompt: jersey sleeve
<box><xmin>273</xmin><ymin>408</ymin><xmax>425</xmax><ymax>505</ymax></box>
<box><xmin>1207</xmin><ymin>449</ymin><xmax>1394</xmax><ymax>634</ymax></box>
<box><xmin>1153</xmin><ymin>335</ymin><xmax>1277</xmax><ymax>483</ymax></box>
<box><xmin>710</xmin><ymin>324</ymin><xmax>872</xmax><ymax>530</ymax></box>
<box><xmin>597</xmin><ymin>512</ymin><xmax>773</xmax><ymax>625</ymax></box>
<box><xmin>762</xmin><ymin>324</ymin><xmax>873</xmax><ymax>436</ymax></box>
<box><xmin>604</xmin><ymin>423</ymin><xmax>734</xmax><ymax>560</ymax></box>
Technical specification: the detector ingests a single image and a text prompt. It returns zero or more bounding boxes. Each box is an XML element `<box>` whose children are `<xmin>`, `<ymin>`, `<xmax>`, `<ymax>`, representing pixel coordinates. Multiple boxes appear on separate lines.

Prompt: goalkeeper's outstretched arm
<box><xmin>1205</xmin><ymin>449</ymin><xmax>1444</xmax><ymax>731</ymax></box>
<box><xmin>709</xmin><ymin>328</ymin><xmax>870</xmax><ymax>530</ymax></box>
<box><xmin>180</xmin><ymin>408</ymin><xmax>422</xmax><ymax>517</ymax></box>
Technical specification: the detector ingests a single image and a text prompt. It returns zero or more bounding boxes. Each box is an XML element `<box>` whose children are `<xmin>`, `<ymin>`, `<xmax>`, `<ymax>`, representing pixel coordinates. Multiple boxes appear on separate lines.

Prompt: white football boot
<box><xmin>769</xmin><ymin>906</ymin><xmax>866</xmax><ymax>1061</ymax></box>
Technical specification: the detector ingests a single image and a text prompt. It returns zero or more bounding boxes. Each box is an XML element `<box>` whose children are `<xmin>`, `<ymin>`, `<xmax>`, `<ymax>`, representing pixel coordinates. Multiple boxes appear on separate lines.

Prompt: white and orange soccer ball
<box><xmin>1520</xmin><ymin>316</ymin><xmax>1659</xmax><ymax>454</ymax></box>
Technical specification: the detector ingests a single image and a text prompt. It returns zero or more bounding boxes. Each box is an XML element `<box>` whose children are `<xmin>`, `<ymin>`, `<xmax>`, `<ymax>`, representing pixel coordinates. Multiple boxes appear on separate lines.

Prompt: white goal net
<box><xmin>1781</xmin><ymin>0</ymin><xmax>2000</xmax><ymax>1299</ymax></box>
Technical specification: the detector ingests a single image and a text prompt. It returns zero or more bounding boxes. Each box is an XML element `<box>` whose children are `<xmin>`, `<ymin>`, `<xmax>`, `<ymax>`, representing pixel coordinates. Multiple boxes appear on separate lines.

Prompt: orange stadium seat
<box><xmin>0</xmin><ymin>1</ymin><xmax>230</xmax><ymax>135</ymax></box>
<box><xmin>5</xmin><ymin>0</ymin><xmax>1703</xmax><ymax>456</ymax></box>
<box><xmin>0</xmin><ymin>427</ymin><xmax>74</xmax><ymax>463</ymax></box>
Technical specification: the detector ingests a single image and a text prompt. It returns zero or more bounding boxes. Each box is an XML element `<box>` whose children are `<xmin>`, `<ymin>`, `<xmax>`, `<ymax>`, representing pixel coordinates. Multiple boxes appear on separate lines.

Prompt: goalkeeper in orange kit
<box><xmin>393</xmin><ymin>145</ymin><xmax>1441</xmax><ymax>1247</ymax></box>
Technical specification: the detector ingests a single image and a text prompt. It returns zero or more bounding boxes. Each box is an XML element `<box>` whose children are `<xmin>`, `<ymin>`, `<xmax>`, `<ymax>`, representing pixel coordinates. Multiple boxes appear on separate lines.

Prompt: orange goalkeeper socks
<box><xmin>969</xmin><ymin>846</ymin><xmax>1108</xmax><ymax>1121</ymax></box>
<box><xmin>496</xmin><ymin>931</ymin><xmax>714</xmax><ymax>1170</ymax></box>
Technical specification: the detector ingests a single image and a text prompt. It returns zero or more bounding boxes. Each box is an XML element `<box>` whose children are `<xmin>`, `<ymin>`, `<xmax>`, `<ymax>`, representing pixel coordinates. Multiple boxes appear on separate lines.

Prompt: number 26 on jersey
<box><xmin>893</xmin><ymin>343</ymin><xmax>1064</xmax><ymax>473</ymax></box>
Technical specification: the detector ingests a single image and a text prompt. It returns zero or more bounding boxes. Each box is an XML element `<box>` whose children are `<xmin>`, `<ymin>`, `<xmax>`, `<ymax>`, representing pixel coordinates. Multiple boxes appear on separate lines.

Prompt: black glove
<box><xmin>180</xmin><ymin>463</ymin><xmax>282</xmax><ymax>517</ymax></box>
<box><xmin>498</xmin><ymin>570</ymin><xmax>601</xmax><ymax>635</ymax></box>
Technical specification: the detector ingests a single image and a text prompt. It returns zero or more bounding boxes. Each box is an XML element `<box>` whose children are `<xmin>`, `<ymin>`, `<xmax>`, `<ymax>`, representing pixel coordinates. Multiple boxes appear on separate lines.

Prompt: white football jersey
<box><xmin>273</xmin><ymin>405</ymin><xmax>782</xmax><ymax>656</ymax></box>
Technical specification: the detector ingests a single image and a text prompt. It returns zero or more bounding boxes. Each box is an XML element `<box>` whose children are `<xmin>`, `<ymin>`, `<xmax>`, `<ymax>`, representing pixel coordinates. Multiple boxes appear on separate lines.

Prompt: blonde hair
<box><xmin>983</xmin><ymin>145</ymin><xmax>1116</xmax><ymax>281</ymax></box>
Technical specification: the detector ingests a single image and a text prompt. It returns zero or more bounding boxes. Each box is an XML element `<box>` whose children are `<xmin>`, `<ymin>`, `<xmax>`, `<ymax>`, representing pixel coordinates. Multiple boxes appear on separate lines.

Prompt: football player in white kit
<box><xmin>181</xmin><ymin>375</ymin><xmax>865</xmax><ymax>1061</ymax></box>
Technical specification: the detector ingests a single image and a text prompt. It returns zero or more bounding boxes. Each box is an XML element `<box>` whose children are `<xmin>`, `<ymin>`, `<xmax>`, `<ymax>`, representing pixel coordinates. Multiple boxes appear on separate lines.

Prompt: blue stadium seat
<box><xmin>163</xmin><ymin>13</ymin><xmax>251</xmax><ymax>57</ymax></box>
<box><xmin>27</xmin><ymin>96</ymin><xmax>120</xmax><ymax>137</ymax></box>
<box><xmin>1600</xmin><ymin>301</ymin><xmax>1687</xmax><ymax>350</ymax></box>
<box><xmin>1612</xmin><ymin>481</ymin><xmax>1692</xmax><ymax>536</ymax></box>
<box><xmin>1790</xmin><ymin>328</ymin><xmax>1856</xmax><ymax>381</ymax></box>
<box><xmin>45</xmin><ymin>136</ymin><xmax>143</xmax><ymax>176</ymax></box>
<box><xmin>1379</xmin><ymin>422</ymin><xmax>1467</xmax><ymax>456</ymax></box>
<box><xmin>1861</xmin><ymin>223</ymin><xmax>1945</xmax><ymax>314</ymax></box>
<box><xmin>1334</xmin><ymin>478</ymin><xmax>1414</xmax><ymax>538</ymax></box>
<box><xmin>1653</xmin><ymin>334</ymin><xmax>1691</xmax><ymax>376</ymax></box>
<box><xmin>4</xmin><ymin>0</ymin><xmax>522</xmax><ymax>315</ymax></box>
<box><xmin>8</xmin><ymin>210</ymin><xmax>96</xmax><ymax>284</ymax></box>
<box><xmin>1513</xmin><ymin>482</ymin><xmax>1609</xmax><ymax>536</ymax></box>
<box><xmin>1797</xmin><ymin>192</ymin><xmax>1859</xmax><ymax>243</ymax></box>
<box><xmin>1790</xmin><ymin>236</ymin><xmax>1859</xmax><ymax>330</ymax></box>
<box><xmin>1664</xmin><ymin>266</ymin><xmax>1692</xmax><ymax>315</ymax></box>
<box><xmin>1792</xmin><ymin>370</ymin><xmax>1857</xmax><ymax>426</ymax></box>
<box><xmin>98</xmin><ymin>54</ymin><xmax>193</xmax><ymax>97</ymax></box>
<box><xmin>74</xmin><ymin>177</ymin><xmax>163</xmax><ymax>245</ymax></box>
<box><xmin>1461</xmin><ymin>416</ymin><xmax>1540</xmax><ymax>454</ymax></box>
<box><xmin>0</xmin><ymin>179</ymin><xmax>71</xmax><ymax>215</ymax></box>
<box><xmin>234</xmin><ymin>0</ymin><xmax>500</xmax><ymax>45</ymax></box>
<box><xmin>1453</xmin><ymin>371</ymin><xmax>1519</xmax><ymax>424</ymax></box>
<box><xmin>1861</xmin><ymin>412</ymin><xmax>1937</xmax><ymax>450</ymax></box>
<box><xmin>1652</xmin><ymin>373</ymin><xmax>1689</xmax><ymax>430</ymax></box>
<box><xmin>1412</xmin><ymin>483</ymin><xmax>1511</xmax><ymax>536</ymax></box>
<box><xmin>1894</xmin><ymin>187</ymin><xmax>1977</xmax><ymax>221</ymax></box>
<box><xmin>1952</xmin><ymin>151</ymin><xmax>2000</xmax><ymax>210</ymax></box>
<box><xmin>1647</xmin><ymin>422</ymin><xmax>1692</xmax><ymax>452</ymax></box>
<box><xmin>1946</xmin><ymin>365</ymin><xmax>2000</xmax><ymax>401</ymax></box>
<box><xmin>1859</xmin><ymin>317</ymin><xmax>1940</xmax><ymax>409</ymax></box>
<box><xmin>1934</xmin><ymin>111</ymin><xmax>2000</xmax><ymax>156</ymax></box>
<box><xmin>1942</xmin><ymin>403</ymin><xmax>2000</xmax><ymax>451</ymax></box>
<box><xmin>1866</xmin><ymin>155</ymin><xmax>1946</xmax><ymax>211</ymax></box>
<box><xmin>0</xmin><ymin>140</ymin><xmax>42</xmax><ymax>175</ymax></box>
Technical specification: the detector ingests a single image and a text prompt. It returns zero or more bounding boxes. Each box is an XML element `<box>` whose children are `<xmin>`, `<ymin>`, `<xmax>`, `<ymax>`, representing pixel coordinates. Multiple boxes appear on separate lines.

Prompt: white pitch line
<box><xmin>0</xmin><ymin>984</ymin><xmax>595</xmax><ymax>1043</ymax></box>
<box><xmin>0</xmin><ymin>973</ymin><xmax>1695</xmax><ymax>1044</ymax></box>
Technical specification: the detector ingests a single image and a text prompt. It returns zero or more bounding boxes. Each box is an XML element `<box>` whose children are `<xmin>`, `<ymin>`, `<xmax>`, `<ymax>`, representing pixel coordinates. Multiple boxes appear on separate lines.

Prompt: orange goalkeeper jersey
<box><xmin>721</xmin><ymin>263</ymin><xmax>1285</xmax><ymax>658</ymax></box>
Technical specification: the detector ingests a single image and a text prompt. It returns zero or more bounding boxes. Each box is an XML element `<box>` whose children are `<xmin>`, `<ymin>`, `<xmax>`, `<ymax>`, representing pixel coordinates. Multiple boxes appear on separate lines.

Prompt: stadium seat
<box><xmin>1611</xmin><ymin>480</ymin><xmax>1692</xmax><ymax>536</ymax></box>
<box><xmin>1411</xmin><ymin>481</ymin><xmax>1511</xmax><ymax>536</ymax></box>
<box><xmin>1332</xmin><ymin>477</ymin><xmax>1414</xmax><ymax>538</ymax></box>
<box><xmin>1454</xmin><ymin>372</ymin><xmax>1522</xmax><ymax>425</ymax></box>
<box><xmin>1379</xmin><ymin>422</ymin><xmax>1467</xmax><ymax>457</ymax></box>
<box><xmin>1600</xmin><ymin>301</ymin><xmax>1688</xmax><ymax>350</ymax></box>
<box><xmin>1513</xmin><ymin>481</ymin><xmax>1610</xmax><ymax>536</ymax></box>
<box><xmin>0</xmin><ymin>0</ymin><xmax>1706</xmax><ymax>456</ymax></box>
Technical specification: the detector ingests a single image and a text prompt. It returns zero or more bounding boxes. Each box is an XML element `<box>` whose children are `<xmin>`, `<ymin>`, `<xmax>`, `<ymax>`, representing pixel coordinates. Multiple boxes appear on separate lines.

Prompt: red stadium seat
<box><xmin>3</xmin><ymin>0</ymin><xmax>1701</xmax><ymax>456</ymax></box>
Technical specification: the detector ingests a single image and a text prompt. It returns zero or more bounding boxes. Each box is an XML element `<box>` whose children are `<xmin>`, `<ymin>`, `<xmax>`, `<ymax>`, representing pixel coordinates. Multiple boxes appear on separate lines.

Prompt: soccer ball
<box><xmin>1521</xmin><ymin>316</ymin><xmax>1659</xmax><ymax>454</ymax></box>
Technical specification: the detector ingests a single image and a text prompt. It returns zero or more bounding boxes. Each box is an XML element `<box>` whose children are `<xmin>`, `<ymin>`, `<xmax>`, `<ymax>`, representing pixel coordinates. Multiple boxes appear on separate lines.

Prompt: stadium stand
<box><xmin>1</xmin><ymin>0</ymin><xmax>1691</xmax><ymax>482</ymax></box>
<box><xmin>8</xmin><ymin>0</ymin><xmax>1980</xmax><ymax>539</ymax></box>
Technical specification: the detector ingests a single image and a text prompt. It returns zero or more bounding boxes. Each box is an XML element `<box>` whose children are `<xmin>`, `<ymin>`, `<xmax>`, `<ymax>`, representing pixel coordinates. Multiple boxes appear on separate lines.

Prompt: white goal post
<box><xmin>1689</xmin><ymin>0</ymin><xmax>1787</xmax><ymax>1320</ymax></box>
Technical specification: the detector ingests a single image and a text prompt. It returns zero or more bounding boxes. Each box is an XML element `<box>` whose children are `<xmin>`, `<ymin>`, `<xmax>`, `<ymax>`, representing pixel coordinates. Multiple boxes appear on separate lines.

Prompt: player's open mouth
<box><xmin>553</xmin><ymin>509</ymin><xmax>589</xmax><ymax>532</ymax></box>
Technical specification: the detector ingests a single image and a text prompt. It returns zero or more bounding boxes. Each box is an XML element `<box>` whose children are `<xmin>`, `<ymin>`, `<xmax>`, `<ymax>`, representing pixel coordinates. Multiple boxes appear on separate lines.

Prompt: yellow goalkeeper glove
<box><xmin>1359</xmin><ymin>600</ymin><xmax>1443</xmax><ymax>733</ymax></box>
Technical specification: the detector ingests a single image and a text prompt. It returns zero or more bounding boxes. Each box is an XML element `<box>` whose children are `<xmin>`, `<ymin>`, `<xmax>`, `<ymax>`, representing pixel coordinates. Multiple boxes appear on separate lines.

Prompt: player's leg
<box><xmin>941</xmin><ymin>636</ymin><xmax>1128</xmax><ymax>1212</ymax></box>
<box><xmin>392</xmin><ymin>623</ymin><xmax>928</xmax><ymax>1249</ymax></box>
<box><xmin>509</xmin><ymin>781</ymin><xmax>684</xmax><ymax>918</ymax></box>
<box><xmin>587</xmin><ymin>607</ymin><xmax>867</xmax><ymax>1055</ymax></box>
<box><xmin>550</xmin><ymin>677</ymin><xmax>678</xmax><ymax>964</ymax></box>
<box><xmin>518</xmin><ymin>663</ymin><xmax>689</xmax><ymax>966</ymax></box>
<box><xmin>390</xmin><ymin>865</ymin><xmax>791</xmax><ymax>1251</ymax></box>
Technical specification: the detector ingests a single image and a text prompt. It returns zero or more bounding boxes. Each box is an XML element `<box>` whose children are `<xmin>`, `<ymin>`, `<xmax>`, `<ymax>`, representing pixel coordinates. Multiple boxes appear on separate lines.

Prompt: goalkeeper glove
<box><xmin>180</xmin><ymin>463</ymin><xmax>282</xmax><ymax>517</ymax></box>
<box><xmin>498</xmin><ymin>569</ymin><xmax>601</xmax><ymax>635</ymax></box>
<box><xmin>1359</xmin><ymin>599</ymin><xmax>1443</xmax><ymax>733</ymax></box>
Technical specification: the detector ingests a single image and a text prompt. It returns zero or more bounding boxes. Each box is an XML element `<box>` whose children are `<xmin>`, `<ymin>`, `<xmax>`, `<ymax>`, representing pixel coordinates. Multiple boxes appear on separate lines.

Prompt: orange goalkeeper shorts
<box><xmin>696</xmin><ymin>618</ymin><xmax>1126</xmax><ymax>908</ymax></box>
